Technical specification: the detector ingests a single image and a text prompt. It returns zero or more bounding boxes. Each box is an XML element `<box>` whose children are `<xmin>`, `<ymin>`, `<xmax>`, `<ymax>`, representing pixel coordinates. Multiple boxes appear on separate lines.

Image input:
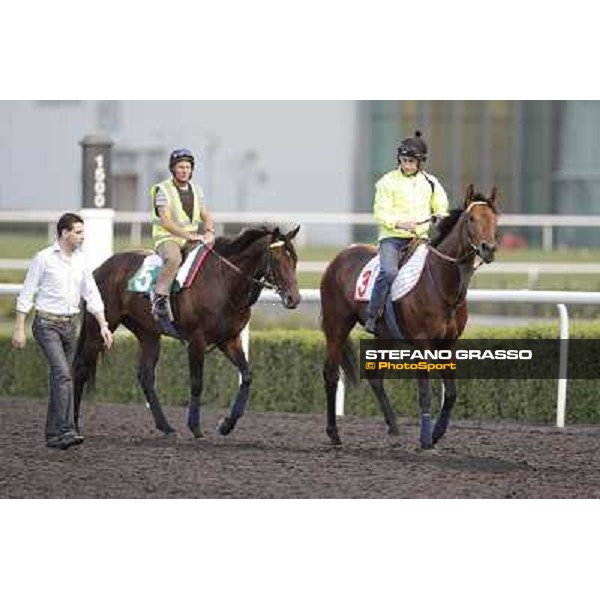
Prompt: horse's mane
<box><xmin>431</xmin><ymin>209</ymin><xmax>463</xmax><ymax>247</ymax></box>
<box><xmin>213</xmin><ymin>225</ymin><xmax>274</xmax><ymax>257</ymax></box>
<box><xmin>431</xmin><ymin>193</ymin><xmax>498</xmax><ymax>247</ymax></box>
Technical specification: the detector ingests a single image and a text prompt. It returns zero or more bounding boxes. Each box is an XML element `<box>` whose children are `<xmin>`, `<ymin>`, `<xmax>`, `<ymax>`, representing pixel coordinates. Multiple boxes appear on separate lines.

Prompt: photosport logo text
<box><xmin>364</xmin><ymin>348</ymin><xmax>532</xmax><ymax>375</ymax></box>
<box><xmin>359</xmin><ymin>339</ymin><xmax>600</xmax><ymax>380</ymax></box>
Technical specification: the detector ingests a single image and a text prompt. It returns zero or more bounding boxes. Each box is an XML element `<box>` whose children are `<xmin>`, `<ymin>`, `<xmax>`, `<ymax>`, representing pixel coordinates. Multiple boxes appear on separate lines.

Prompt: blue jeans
<box><xmin>32</xmin><ymin>315</ymin><xmax>78</xmax><ymax>440</ymax></box>
<box><xmin>366</xmin><ymin>237</ymin><xmax>410</xmax><ymax>319</ymax></box>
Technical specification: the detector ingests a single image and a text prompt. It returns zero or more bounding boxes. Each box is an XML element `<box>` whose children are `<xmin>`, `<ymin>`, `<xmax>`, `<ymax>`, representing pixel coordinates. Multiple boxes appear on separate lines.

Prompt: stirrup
<box><xmin>152</xmin><ymin>295</ymin><xmax>172</xmax><ymax>321</ymax></box>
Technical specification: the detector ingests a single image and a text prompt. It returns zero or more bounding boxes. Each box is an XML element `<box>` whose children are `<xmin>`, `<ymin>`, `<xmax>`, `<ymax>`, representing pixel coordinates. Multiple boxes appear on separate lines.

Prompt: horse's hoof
<box><xmin>388</xmin><ymin>427</ymin><xmax>400</xmax><ymax>437</ymax></box>
<box><xmin>187</xmin><ymin>422</ymin><xmax>204</xmax><ymax>438</ymax></box>
<box><xmin>164</xmin><ymin>429</ymin><xmax>177</xmax><ymax>438</ymax></box>
<box><xmin>327</xmin><ymin>433</ymin><xmax>342</xmax><ymax>446</ymax></box>
<box><xmin>326</xmin><ymin>427</ymin><xmax>342</xmax><ymax>446</ymax></box>
<box><xmin>216</xmin><ymin>417</ymin><xmax>234</xmax><ymax>436</ymax></box>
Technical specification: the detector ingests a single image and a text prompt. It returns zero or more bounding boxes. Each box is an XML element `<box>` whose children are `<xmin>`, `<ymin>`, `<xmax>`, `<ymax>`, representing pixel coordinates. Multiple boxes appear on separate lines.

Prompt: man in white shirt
<box><xmin>12</xmin><ymin>213</ymin><xmax>113</xmax><ymax>449</ymax></box>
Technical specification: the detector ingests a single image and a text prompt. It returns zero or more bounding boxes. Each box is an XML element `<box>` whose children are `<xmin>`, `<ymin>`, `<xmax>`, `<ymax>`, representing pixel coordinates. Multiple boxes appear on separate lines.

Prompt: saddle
<box><xmin>355</xmin><ymin>240</ymin><xmax>429</xmax><ymax>303</ymax></box>
<box><xmin>127</xmin><ymin>243</ymin><xmax>211</xmax><ymax>341</ymax></box>
<box><xmin>127</xmin><ymin>243</ymin><xmax>211</xmax><ymax>295</ymax></box>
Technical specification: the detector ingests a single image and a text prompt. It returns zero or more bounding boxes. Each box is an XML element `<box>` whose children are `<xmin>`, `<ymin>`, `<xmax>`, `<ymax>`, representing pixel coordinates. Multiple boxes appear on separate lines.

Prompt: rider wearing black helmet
<box><xmin>150</xmin><ymin>148</ymin><xmax>215</xmax><ymax>320</ymax></box>
<box><xmin>364</xmin><ymin>131</ymin><xmax>449</xmax><ymax>335</ymax></box>
<box><xmin>397</xmin><ymin>130</ymin><xmax>428</xmax><ymax>162</ymax></box>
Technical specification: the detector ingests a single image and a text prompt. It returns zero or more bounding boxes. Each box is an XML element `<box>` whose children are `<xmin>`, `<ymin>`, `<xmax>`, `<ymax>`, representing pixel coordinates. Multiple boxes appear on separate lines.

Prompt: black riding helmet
<box><xmin>169</xmin><ymin>148</ymin><xmax>195</xmax><ymax>172</ymax></box>
<box><xmin>397</xmin><ymin>130</ymin><xmax>428</xmax><ymax>163</ymax></box>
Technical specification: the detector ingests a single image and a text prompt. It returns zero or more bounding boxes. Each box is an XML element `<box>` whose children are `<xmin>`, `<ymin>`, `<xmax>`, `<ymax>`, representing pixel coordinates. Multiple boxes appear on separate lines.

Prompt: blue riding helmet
<box><xmin>169</xmin><ymin>148</ymin><xmax>196</xmax><ymax>171</ymax></box>
<box><xmin>397</xmin><ymin>131</ymin><xmax>428</xmax><ymax>162</ymax></box>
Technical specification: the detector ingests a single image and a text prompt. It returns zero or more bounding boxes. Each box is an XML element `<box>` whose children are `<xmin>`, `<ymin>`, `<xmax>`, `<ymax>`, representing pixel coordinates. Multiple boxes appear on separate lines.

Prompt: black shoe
<box><xmin>46</xmin><ymin>435</ymin><xmax>72</xmax><ymax>450</ymax></box>
<box><xmin>65</xmin><ymin>430</ymin><xmax>84</xmax><ymax>446</ymax></box>
<box><xmin>46</xmin><ymin>431</ymin><xmax>83</xmax><ymax>450</ymax></box>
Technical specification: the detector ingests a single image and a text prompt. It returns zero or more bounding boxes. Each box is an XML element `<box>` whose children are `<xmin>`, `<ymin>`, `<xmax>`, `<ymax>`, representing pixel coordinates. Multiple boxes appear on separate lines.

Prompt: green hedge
<box><xmin>1</xmin><ymin>323</ymin><xmax>599</xmax><ymax>424</ymax></box>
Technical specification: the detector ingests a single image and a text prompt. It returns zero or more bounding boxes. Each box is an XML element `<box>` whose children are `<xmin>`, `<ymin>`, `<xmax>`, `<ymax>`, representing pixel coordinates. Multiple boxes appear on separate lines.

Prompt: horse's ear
<box><xmin>463</xmin><ymin>184</ymin><xmax>474</xmax><ymax>209</ymax></box>
<box><xmin>489</xmin><ymin>186</ymin><xmax>498</xmax><ymax>206</ymax></box>
<box><xmin>285</xmin><ymin>224</ymin><xmax>301</xmax><ymax>241</ymax></box>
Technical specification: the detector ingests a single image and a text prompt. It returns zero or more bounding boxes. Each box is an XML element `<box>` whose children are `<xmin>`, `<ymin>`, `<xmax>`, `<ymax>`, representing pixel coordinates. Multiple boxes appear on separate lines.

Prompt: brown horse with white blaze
<box><xmin>320</xmin><ymin>185</ymin><xmax>499</xmax><ymax>449</ymax></box>
<box><xmin>73</xmin><ymin>225</ymin><xmax>301</xmax><ymax>438</ymax></box>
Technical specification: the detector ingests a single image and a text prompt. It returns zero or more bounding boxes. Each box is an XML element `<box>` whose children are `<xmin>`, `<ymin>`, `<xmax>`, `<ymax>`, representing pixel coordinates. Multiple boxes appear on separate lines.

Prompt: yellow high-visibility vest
<box><xmin>150</xmin><ymin>178</ymin><xmax>203</xmax><ymax>249</ymax></box>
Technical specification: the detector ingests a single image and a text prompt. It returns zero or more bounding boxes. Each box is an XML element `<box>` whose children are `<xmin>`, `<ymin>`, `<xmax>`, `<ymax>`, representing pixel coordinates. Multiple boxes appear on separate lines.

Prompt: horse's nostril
<box><xmin>285</xmin><ymin>294</ymin><xmax>300</xmax><ymax>309</ymax></box>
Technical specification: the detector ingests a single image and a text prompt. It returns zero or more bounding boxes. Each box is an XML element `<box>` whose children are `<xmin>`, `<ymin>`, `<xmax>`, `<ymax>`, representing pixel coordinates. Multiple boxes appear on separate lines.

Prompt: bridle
<box><xmin>207</xmin><ymin>236</ymin><xmax>291</xmax><ymax>297</ymax></box>
<box><xmin>425</xmin><ymin>201</ymin><xmax>497</xmax><ymax>311</ymax></box>
<box><xmin>201</xmin><ymin>235</ymin><xmax>294</xmax><ymax>354</ymax></box>
<box><xmin>260</xmin><ymin>239</ymin><xmax>291</xmax><ymax>296</ymax></box>
<box><xmin>427</xmin><ymin>201</ymin><xmax>496</xmax><ymax>265</ymax></box>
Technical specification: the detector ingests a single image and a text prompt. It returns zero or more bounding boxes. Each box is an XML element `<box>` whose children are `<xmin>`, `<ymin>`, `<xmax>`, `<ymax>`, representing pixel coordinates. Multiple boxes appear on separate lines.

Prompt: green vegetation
<box><xmin>495</xmin><ymin>248</ymin><xmax>600</xmax><ymax>262</ymax></box>
<box><xmin>0</xmin><ymin>234</ymin><xmax>48</xmax><ymax>259</ymax></box>
<box><xmin>3</xmin><ymin>232</ymin><xmax>600</xmax><ymax>262</ymax></box>
<box><xmin>1</xmin><ymin>324</ymin><xmax>599</xmax><ymax>424</ymax></box>
<box><xmin>0</xmin><ymin>233</ymin><xmax>152</xmax><ymax>258</ymax></box>
<box><xmin>297</xmin><ymin>271</ymin><xmax>600</xmax><ymax>293</ymax></box>
<box><xmin>3</xmin><ymin>236</ymin><xmax>600</xmax><ymax>320</ymax></box>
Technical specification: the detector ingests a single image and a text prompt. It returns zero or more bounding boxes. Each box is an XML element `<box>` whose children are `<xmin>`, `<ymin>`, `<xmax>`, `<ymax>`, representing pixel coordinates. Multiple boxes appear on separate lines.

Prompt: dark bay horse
<box><xmin>320</xmin><ymin>185</ymin><xmax>499</xmax><ymax>449</ymax></box>
<box><xmin>73</xmin><ymin>225</ymin><xmax>301</xmax><ymax>437</ymax></box>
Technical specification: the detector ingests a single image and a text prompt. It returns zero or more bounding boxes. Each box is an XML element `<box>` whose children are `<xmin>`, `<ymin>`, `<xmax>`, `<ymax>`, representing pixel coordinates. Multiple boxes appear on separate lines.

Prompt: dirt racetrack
<box><xmin>1</xmin><ymin>396</ymin><xmax>599</xmax><ymax>498</ymax></box>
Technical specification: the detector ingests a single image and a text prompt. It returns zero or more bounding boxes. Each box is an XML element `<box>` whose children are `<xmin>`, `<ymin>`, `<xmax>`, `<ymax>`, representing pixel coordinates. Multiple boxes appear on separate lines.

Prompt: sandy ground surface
<box><xmin>1</xmin><ymin>396</ymin><xmax>599</xmax><ymax>498</ymax></box>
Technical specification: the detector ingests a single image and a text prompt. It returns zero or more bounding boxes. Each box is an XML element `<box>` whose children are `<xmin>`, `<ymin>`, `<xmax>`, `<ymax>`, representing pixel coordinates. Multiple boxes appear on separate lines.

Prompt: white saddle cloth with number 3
<box><xmin>354</xmin><ymin>244</ymin><xmax>429</xmax><ymax>302</ymax></box>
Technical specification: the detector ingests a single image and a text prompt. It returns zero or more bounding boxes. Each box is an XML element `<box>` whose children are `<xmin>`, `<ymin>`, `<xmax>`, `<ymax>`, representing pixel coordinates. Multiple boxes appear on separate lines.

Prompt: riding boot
<box><xmin>365</xmin><ymin>279</ymin><xmax>392</xmax><ymax>335</ymax></box>
<box><xmin>152</xmin><ymin>294</ymin><xmax>173</xmax><ymax>321</ymax></box>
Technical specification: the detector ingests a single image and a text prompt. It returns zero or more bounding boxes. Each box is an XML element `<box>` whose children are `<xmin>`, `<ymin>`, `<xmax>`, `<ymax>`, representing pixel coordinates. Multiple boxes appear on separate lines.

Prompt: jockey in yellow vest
<box><xmin>365</xmin><ymin>131</ymin><xmax>449</xmax><ymax>335</ymax></box>
<box><xmin>150</xmin><ymin>148</ymin><xmax>215</xmax><ymax>320</ymax></box>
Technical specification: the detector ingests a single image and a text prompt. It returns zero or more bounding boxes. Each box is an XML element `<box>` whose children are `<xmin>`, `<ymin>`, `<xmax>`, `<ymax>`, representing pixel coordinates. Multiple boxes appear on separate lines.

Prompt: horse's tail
<box><xmin>73</xmin><ymin>306</ymin><xmax>102</xmax><ymax>394</ymax></box>
<box><xmin>340</xmin><ymin>337</ymin><xmax>360</xmax><ymax>387</ymax></box>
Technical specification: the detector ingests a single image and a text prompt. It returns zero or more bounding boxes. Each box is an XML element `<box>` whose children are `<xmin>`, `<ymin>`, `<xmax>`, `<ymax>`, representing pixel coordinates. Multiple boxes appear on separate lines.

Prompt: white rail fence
<box><xmin>3</xmin><ymin>258</ymin><xmax>600</xmax><ymax>290</ymax></box>
<box><xmin>3</xmin><ymin>210</ymin><xmax>600</xmax><ymax>251</ymax></box>
<box><xmin>2</xmin><ymin>284</ymin><xmax>599</xmax><ymax>428</ymax></box>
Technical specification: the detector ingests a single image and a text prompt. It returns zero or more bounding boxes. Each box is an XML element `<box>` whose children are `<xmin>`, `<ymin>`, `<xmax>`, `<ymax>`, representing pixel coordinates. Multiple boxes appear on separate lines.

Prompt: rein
<box><xmin>425</xmin><ymin>201</ymin><xmax>492</xmax><ymax>311</ymax></box>
<box><xmin>207</xmin><ymin>239</ymin><xmax>282</xmax><ymax>292</ymax></box>
<box><xmin>426</xmin><ymin>201</ymin><xmax>490</xmax><ymax>265</ymax></box>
